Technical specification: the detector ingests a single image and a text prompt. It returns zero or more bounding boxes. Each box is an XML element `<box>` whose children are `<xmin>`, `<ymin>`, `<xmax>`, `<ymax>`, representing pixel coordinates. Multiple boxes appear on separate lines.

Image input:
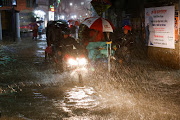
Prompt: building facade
<box><xmin>0</xmin><ymin>0</ymin><xmax>37</xmax><ymax>40</ymax></box>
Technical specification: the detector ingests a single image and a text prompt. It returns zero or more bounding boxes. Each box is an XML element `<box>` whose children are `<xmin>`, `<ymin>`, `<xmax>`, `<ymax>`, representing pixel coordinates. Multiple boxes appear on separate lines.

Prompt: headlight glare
<box><xmin>68</xmin><ymin>58</ymin><xmax>78</xmax><ymax>65</ymax></box>
<box><xmin>78</xmin><ymin>58</ymin><xmax>87</xmax><ymax>65</ymax></box>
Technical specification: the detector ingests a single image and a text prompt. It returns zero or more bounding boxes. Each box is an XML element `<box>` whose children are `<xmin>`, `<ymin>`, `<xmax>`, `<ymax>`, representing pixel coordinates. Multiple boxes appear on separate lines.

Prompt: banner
<box><xmin>175</xmin><ymin>11</ymin><xmax>179</xmax><ymax>41</ymax></box>
<box><xmin>49</xmin><ymin>11</ymin><xmax>54</xmax><ymax>21</ymax></box>
<box><xmin>145</xmin><ymin>6</ymin><xmax>175</xmax><ymax>49</ymax></box>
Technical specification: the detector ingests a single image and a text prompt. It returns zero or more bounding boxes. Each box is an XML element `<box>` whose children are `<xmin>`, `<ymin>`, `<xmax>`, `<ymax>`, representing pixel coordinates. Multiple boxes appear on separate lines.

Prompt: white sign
<box><xmin>12</xmin><ymin>0</ymin><xmax>17</xmax><ymax>6</ymax></box>
<box><xmin>49</xmin><ymin>11</ymin><xmax>54</xmax><ymax>21</ymax></box>
<box><xmin>145</xmin><ymin>6</ymin><xmax>175</xmax><ymax>49</ymax></box>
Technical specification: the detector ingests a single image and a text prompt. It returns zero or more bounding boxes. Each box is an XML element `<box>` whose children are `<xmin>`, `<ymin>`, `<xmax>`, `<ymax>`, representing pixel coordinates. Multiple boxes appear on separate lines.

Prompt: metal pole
<box><xmin>16</xmin><ymin>12</ymin><xmax>21</xmax><ymax>41</ymax></box>
<box><xmin>107</xmin><ymin>43</ymin><xmax>111</xmax><ymax>72</ymax></box>
<box><xmin>12</xmin><ymin>6</ymin><xmax>15</xmax><ymax>41</ymax></box>
<box><xmin>108</xmin><ymin>43</ymin><xmax>111</xmax><ymax>72</ymax></box>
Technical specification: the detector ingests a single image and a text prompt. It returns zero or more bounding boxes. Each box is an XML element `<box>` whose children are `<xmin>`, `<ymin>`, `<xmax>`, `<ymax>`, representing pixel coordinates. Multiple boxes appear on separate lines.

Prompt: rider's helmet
<box><xmin>124</xmin><ymin>25</ymin><xmax>131</xmax><ymax>31</ymax></box>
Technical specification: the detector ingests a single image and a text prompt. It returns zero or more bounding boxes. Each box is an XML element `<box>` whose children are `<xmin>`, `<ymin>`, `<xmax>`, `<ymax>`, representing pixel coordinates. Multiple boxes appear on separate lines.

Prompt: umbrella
<box><xmin>29</xmin><ymin>22</ymin><xmax>38</xmax><ymax>29</ymax></box>
<box><xmin>29</xmin><ymin>22</ymin><xmax>37</xmax><ymax>26</ymax></box>
<box><xmin>68</xmin><ymin>20</ymin><xmax>73</xmax><ymax>24</ymax></box>
<box><xmin>68</xmin><ymin>19</ymin><xmax>74</xmax><ymax>23</ymax></box>
<box><xmin>91</xmin><ymin>0</ymin><xmax>112</xmax><ymax>16</ymax></box>
<box><xmin>68</xmin><ymin>19</ymin><xmax>79</xmax><ymax>26</ymax></box>
<box><xmin>75</xmin><ymin>21</ymin><xmax>79</xmax><ymax>26</ymax></box>
<box><xmin>56</xmin><ymin>19</ymin><xmax>69</xmax><ymax>25</ymax></box>
<box><xmin>81</xmin><ymin>17</ymin><xmax>115</xmax><ymax>32</ymax></box>
<box><xmin>36</xmin><ymin>20</ymin><xmax>44</xmax><ymax>23</ymax></box>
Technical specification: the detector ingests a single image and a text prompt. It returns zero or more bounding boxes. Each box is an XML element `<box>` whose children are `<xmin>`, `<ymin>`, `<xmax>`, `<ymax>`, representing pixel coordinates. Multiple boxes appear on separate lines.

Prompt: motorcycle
<box><xmin>46</xmin><ymin>43</ymin><xmax>88</xmax><ymax>82</ymax></box>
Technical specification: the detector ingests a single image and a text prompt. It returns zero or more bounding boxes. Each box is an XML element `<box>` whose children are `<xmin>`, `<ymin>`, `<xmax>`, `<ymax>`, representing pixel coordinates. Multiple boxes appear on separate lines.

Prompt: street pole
<box><xmin>16</xmin><ymin>11</ymin><xmax>20</xmax><ymax>41</ymax></box>
<box><xmin>12</xmin><ymin>5</ymin><xmax>15</xmax><ymax>41</ymax></box>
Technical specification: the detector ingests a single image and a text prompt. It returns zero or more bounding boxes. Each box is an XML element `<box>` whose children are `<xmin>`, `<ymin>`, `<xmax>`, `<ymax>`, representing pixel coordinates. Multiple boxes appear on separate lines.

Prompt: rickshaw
<box><xmin>79</xmin><ymin>17</ymin><xmax>116</xmax><ymax>72</ymax></box>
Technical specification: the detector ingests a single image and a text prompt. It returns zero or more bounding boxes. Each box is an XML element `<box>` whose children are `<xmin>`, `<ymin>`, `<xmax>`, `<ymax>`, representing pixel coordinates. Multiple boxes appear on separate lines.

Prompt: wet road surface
<box><xmin>0</xmin><ymin>35</ymin><xmax>180</xmax><ymax>119</ymax></box>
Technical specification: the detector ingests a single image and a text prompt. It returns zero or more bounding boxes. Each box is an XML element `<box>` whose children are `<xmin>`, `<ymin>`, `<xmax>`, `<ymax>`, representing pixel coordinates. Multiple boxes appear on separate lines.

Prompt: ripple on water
<box><xmin>52</xmin><ymin>86</ymin><xmax>100</xmax><ymax>116</ymax></box>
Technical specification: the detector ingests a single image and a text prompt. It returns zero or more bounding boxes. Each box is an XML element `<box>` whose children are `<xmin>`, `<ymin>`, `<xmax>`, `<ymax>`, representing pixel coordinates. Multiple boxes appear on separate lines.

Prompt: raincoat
<box><xmin>114</xmin><ymin>32</ymin><xmax>135</xmax><ymax>63</ymax></box>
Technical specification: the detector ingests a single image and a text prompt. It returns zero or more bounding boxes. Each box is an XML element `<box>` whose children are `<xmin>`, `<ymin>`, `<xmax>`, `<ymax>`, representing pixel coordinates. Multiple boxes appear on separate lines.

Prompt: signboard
<box><xmin>12</xmin><ymin>0</ymin><xmax>17</xmax><ymax>6</ymax></box>
<box><xmin>175</xmin><ymin>11</ymin><xmax>179</xmax><ymax>41</ymax></box>
<box><xmin>49</xmin><ymin>11</ymin><xmax>54</xmax><ymax>21</ymax></box>
<box><xmin>50</xmin><ymin>5</ymin><xmax>55</xmax><ymax>12</ymax></box>
<box><xmin>145</xmin><ymin>6</ymin><xmax>175</xmax><ymax>49</ymax></box>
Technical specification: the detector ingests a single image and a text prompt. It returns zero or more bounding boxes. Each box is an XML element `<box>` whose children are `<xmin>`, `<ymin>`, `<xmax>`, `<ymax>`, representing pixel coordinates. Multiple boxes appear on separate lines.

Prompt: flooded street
<box><xmin>0</xmin><ymin>35</ymin><xmax>180</xmax><ymax>120</ymax></box>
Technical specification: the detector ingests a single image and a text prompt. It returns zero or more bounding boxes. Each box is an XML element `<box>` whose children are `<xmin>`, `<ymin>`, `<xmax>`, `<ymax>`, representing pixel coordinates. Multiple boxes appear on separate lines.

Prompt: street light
<box><xmin>81</xmin><ymin>2</ymin><xmax>84</xmax><ymax>5</ymax></box>
<box><xmin>60</xmin><ymin>15</ymin><xmax>65</xmax><ymax>20</ymax></box>
<box><xmin>70</xmin><ymin>3</ymin><xmax>73</xmax><ymax>6</ymax></box>
<box><xmin>71</xmin><ymin>15</ymin><xmax>77</xmax><ymax>19</ymax></box>
<box><xmin>12</xmin><ymin>0</ymin><xmax>17</xmax><ymax>6</ymax></box>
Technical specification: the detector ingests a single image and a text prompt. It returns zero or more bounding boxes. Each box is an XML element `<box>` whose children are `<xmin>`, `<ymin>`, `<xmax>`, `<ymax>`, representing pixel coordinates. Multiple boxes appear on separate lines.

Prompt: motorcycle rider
<box><xmin>114</xmin><ymin>25</ymin><xmax>135</xmax><ymax>65</ymax></box>
<box><xmin>54</xmin><ymin>30</ymin><xmax>82</xmax><ymax>71</ymax></box>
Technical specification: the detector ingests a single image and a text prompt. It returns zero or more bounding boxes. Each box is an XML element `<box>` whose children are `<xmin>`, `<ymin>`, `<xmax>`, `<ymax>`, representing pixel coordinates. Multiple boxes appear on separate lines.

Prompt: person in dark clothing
<box><xmin>114</xmin><ymin>25</ymin><xmax>135</xmax><ymax>64</ymax></box>
<box><xmin>32</xmin><ymin>23</ymin><xmax>38</xmax><ymax>41</ymax></box>
<box><xmin>70</xmin><ymin>25</ymin><xmax>76</xmax><ymax>34</ymax></box>
<box><xmin>61</xmin><ymin>31</ymin><xmax>81</xmax><ymax>52</ymax></box>
<box><xmin>54</xmin><ymin>30</ymin><xmax>81</xmax><ymax>72</ymax></box>
<box><xmin>45</xmin><ymin>21</ymin><xmax>64</xmax><ymax>62</ymax></box>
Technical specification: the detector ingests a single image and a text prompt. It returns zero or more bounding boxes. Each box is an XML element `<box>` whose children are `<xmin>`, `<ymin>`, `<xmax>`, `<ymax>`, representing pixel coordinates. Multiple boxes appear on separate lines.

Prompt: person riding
<box><xmin>54</xmin><ymin>30</ymin><xmax>81</xmax><ymax>66</ymax></box>
<box><xmin>114</xmin><ymin>25</ymin><xmax>135</xmax><ymax>65</ymax></box>
<box><xmin>61</xmin><ymin>30</ymin><xmax>81</xmax><ymax>52</ymax></box>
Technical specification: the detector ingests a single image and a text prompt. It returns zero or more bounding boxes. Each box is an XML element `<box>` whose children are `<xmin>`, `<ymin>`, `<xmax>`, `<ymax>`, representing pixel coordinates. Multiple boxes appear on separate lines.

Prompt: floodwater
<box><xmin>0</xmin><ymin>35</ymin><xmax>180</xmax><ymax>119</ymax></box>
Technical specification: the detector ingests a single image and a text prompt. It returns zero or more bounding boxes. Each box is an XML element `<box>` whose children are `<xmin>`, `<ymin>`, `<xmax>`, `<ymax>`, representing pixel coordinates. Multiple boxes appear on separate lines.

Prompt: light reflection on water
<box><xmin>36</xmin><ymin>41</ymin><xmax>47</xmax><ymax>58</ymax></box>
<box><xmin>36</xmin><ymin>50</ymin><xmax>45</xmax><ymax>58</ymax></box>
<box><xmin>53</xmin><ymin>86</ymin><xmax>99</xmax><ymax>115</ymax></box>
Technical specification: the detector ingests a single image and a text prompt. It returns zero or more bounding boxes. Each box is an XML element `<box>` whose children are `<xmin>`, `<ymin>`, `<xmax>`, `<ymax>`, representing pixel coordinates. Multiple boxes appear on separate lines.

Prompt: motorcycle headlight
<box><xmin>78</xmin><ymin>58</ymin><xmax>87</xmax><ymax>65</ymax></box>
<box><xmin>68</xmin><ymin>58</ymin><xmax>78</xmax><ymax>65</ymax></box>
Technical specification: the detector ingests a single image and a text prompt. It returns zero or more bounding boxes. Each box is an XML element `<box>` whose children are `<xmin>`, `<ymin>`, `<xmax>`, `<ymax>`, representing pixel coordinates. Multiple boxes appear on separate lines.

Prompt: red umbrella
<box><xmin>68</xmin><ymin>19</ymin><xmax>74</xmax><ymax>24</ymax></box>
<box><xmin>81</xmin><ymin>17</ymin><xmax>115</xmax><ymax>32</ymax></box>
<box><xmin>68</xmin><ymin>19</ymin><xmax>79</xmax><ymax>26</ymax></box>
<box><xmin>29</xmin><ymin>22</ymin><xmax>37</xmax><ymax>26</ymax></box>
<box><xmin>75</xmin><ymin>21</ymin><xmax>79</xmax><ymax>26</ymax></box>
<box><xmin>29</xmin><ymin>22</ymin><xmax>38</xmax><ymax>29</ymax></box>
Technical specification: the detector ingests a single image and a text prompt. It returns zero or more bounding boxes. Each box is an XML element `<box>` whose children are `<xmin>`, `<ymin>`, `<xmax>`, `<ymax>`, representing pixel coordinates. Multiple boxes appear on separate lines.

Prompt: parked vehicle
<box><xmin>20</xmin><ymin>25</ymin><xmax>32</xmax><ymax>33</ymax></box>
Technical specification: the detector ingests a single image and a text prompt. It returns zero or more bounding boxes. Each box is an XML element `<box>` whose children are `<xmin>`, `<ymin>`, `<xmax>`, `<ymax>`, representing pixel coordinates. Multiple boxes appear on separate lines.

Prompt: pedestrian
<box><xmin>114</xmin><ymin>25</ymin><xmax>135</xmax><ymax>65</ymax></box>
<box><xmin>104</xmin><ymin>32</ymin><xmax>112</xmax><ymax>41</ymax></box>
<box><xmin>32</xmin><ymin>23</ymin><xmax>38</xmax><ymax>41</ymax></box>
<box><xmin>38</xmin><ymin>23</ymin><xmax>43</xmax><ymax>39</ymax></box>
